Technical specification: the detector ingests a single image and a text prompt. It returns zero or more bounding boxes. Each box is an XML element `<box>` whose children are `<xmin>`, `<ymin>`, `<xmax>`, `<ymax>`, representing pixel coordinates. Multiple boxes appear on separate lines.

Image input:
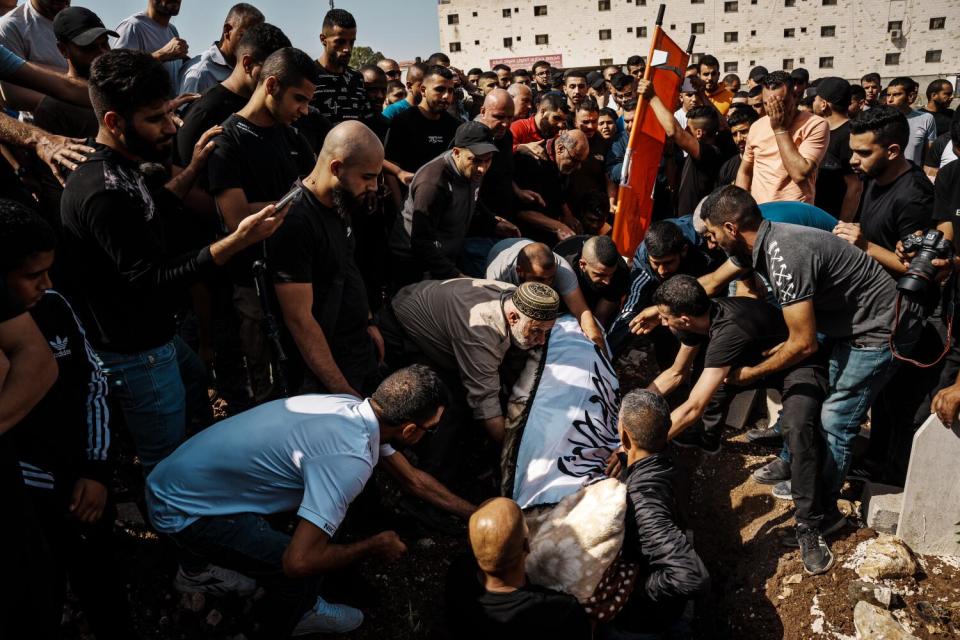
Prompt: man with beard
<box><xmin>812</xmin><ymin>77</ymin><xmax>861</xmax><ymax>221</ymax></box>
<box><xmin>849</xmin><ymin>85</ymin><xmax>866</xmax><ymax>118</ymax></box>
<box><xmin>359</xmin><ymin>63</ymin><xmax>389</xmax><ymax>140</ymax></box>
<box><xmin>861</xmin><ymin>72</ymin><xmax>882</xmax><ymax>110</ymax></box>
<box><xmin>510</xmin><ymin>92</ymin><xmax>568</xmax><ymax>150</ymax></box>
<box><xmin>59</xmin><ymin>50</ymin><xmax>287</xmax><ymax>481</ymax></box>
<box><xmin>699</xmin><ymin>54</ymin><xmax>733</xmax><ymax>116</ymax></box>
<box><xmin>567</xmin><ymin>98</ymin><xmax>609</xmax><ymax>214</ymax></box>
<box><xmin>513</xmin><ymin>129</ymin><xmax>590</xmax><ymax>244</ymax></box>
<box><xmin>382</xmin><ymin>62</ymin><xmax>425</xmax><ymax>121</ymax></box>
<box><xmin>493</xmin><ymin>63</ymin><xmax>512</xmax><ymax>89</ymax></box>
<box><xmin>560</xmin><ymin>234</ymin><xmax>631</xmax><ymax>327</ymax></box>
<box><xmin>562</xmin><ymin>69</ymin><xmax>588</xmax><ymax>126</ymax></box>
<box><xmin>698</xmin><ymin>186</ymin><xmax>923</xmax><ymax>544</ymax></box>
<box><xmin>115</xmin><ymin>0</ymin><xmax>189</xmax><ymax>97</ymax></box>
<box><xmin>178</xmin><ymin>3</ymin><xmax>263</xmax><ymax>94</ymax></box>
<box><xmin>736</xmin><ymin>71</ymin><xmax>828</xmax><ymax>204</ymax></box>
<box><xmin>146</xmin><ymin>365</ymin><xmax>475</xmax><ymax>637</ymax></box>
<box><xmin>268</xmin><ymin>122</ymin><xmax>386</xmax><ymax>397</ymax></box>
<box><xmin>531</xmin><ymin>60</ymin><xmax>552</xmax><ymax>99</ymax></box>
<box><xmin>390</xmin><ymin>121</ymin><xmax>518</xmax><ymax>287</ymax></box>
<box><xmin>507</xmin><ymin>82</ymin><xmax>533</xmax><ymax>120</ymax></box>
<box><xmin>385</xmin><ymin>64</ymin><xmax>458</xmax><ymax>174</ymax></box>
<box><xmin>0</xmin><ymin>0</ymin><xmax>70</xmax><ymax>111</ymax></box>
<box><xmin>206</xmin><ymin>46</ymin><xmax>317</xmax><ymax>403</ymax></box>
<box><xmin>920</xmin><ymin>79</ymin><xmax>954</xmax><ymax>137</ymax></box>
<box><xmin>884</xmin><ymin>77</ymin><xmax>937</xmax><ymax>167</ymax></box>
<box><xmin>377</xmin><ymin>57</ymin><xmax>400</xmax><ymax>83</ymax></box>
<box><xmin>311</xmin><ymin>8</ymin><xmax>369</xmax><ymax>125</ymax></box>
<box><xmin>717</xmin><ymin>106</ymin><xmax>759</xmax><ymax>186</ymax></box>
<box><xmin>382</xmin><ymin>280</ymin><xmax>559</xmax><ymax>451</ymax></box>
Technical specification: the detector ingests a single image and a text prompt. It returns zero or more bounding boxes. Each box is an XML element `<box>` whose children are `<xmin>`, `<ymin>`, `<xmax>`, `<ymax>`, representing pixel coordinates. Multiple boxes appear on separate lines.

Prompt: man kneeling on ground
<box><xmin>603</xmin><ymin>389</ymin><xmax>709</xmax><ymax>638</ymax></box>
<box><xmin>146</xmin><ymin>365</ymin><xmax>475</xmax><ymax>638</ymax></box>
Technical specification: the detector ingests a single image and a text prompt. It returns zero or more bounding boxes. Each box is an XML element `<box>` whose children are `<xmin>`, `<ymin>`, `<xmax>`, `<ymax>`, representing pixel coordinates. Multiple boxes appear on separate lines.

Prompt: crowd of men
<box><xmin>1</xmin><ymin>1</ymin><xmax>958</xmax><ymax>638</ymax></box>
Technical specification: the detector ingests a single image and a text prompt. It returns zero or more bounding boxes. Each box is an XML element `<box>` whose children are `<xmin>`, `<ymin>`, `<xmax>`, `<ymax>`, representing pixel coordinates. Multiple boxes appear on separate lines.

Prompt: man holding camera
<box><xmin>698</xmin><ymin>186</ymin><xmax>924</xmax><ymax>539</ymax></box>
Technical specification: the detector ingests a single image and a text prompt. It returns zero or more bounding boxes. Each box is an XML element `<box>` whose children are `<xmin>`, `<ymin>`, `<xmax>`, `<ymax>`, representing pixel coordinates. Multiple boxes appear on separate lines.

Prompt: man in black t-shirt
<box><xmin>559</xmin><ymin>235</ymin><xmax>630</xmax><ymax>326</ymax></box>
<box><xmin>311</xmin><ymin>9</ymin><xmax>370</xmax><ymax>125</ymax></box>
<box><xmin>718</xmin><ymin>106</ymin><xmax>759</xmax><ymax>187</ymax></box>
<box><xmin>173</xmin><ymin>22</ymin><xmax>291</xmax><ymax>168</ymax></box>
<box><xmin>384</xmin><ymin>64</ymin><xmax>459</xmax><ymax>174</ymax></box>
<box><xmin>446</xmin><ymin>497</ymin><xmax>590</xmax><ymax>640</ymax></box>
<box><xmin>269</xmin><ymin>122</ymin><xmax>384</xmax><ymax>397</ymax></box>
<box><xmin>639</xmin><ymin>79</ymin><xmax>733</xmax><ymax>216</ymax></box>
<box><xmin>61</xmin><ymin>51</ymin><xmax>285</xmax><ymax>481</ymax></box>
<box><xmin>206</xmin><ymin>47</ymin><xmax>317</xmax><ymax>402</ymax></box>
<box><xmin>812</xmin><ymin>77</ymin><xmax>861</xmax><ymax>221</ymax></box>
<box><xmin>919</xmin><ymin>79</ymin><xmax>955</xmax><ymax>137</ymax></box>
<box><xmin>648</xmin><ymin>276</ymin><xmax>835</xmax><ymax>575</ymax></box>
<box><xmin>836</xmin><ymin>106</ymin><xmax>933</xmax><ymax>267</ymax></box>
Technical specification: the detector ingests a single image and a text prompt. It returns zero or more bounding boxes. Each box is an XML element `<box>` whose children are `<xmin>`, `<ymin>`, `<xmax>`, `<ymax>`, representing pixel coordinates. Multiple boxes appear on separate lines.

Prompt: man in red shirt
<box><xmin>510</xmin><ymin>93</ymin><xmax>568</xmax><ymax>151</ymax></box>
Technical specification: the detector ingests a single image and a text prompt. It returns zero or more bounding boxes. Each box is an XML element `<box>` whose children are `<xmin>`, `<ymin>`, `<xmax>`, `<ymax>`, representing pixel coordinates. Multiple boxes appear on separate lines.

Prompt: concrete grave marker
<box><xmin>896</xmin><ymin>413</ymin><xmax>960</xmax><ymax>557</ymax></box>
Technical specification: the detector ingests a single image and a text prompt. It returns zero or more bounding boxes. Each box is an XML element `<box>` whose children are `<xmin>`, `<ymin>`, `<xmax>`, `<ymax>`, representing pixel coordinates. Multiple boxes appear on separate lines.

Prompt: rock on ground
<box><xmin>854</xmin><ymin>601</ymin><xmax>919</xmax><ymax>640</ymax></box>
<box><xmin>857</xmin><ymin>535</ymin><xmax>918</xmax><ymax>580</ymax></box>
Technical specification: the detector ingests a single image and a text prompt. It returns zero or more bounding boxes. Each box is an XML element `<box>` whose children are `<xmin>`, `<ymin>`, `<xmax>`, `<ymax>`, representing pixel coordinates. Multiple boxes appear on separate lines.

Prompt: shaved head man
<box><xmin>555</xmin><ymin>129</ymin><xmax>590</xmax><ymax>175</ymax></box>
<box><xmin>508</xmin><ymin>82</ymin><xmax>534</xmax><ymax>120</ymax></box>
<box><xmin>268</xmin><ymin>120</ymin><xmax>387</xmax><ymax>397</ymax></box>
<box><xmin>377</xmin><ymin>57</ymin><xmax>401</xmax><ymax>81</ymax></box>
<box><xmin>451</xmin><ymin>497</ymin><xmax>591</xmax><ymax>636</ymax></box>
<box><xmin>515</xmin><ymin>242</ymin><xmax>557</xmax><ymax>284</ymax></box>
<box><xmin>478</xmin><ymin>88</ymin><xmax>515</xmax><ymax>139</ymax></box>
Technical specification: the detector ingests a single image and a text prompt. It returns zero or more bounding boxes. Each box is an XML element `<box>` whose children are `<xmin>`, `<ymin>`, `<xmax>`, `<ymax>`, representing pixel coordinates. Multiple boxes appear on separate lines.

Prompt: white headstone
<box><xmin>896</xmin><ymin>413</ymin><xmax>960</xmax><ymax>557</ymax></box>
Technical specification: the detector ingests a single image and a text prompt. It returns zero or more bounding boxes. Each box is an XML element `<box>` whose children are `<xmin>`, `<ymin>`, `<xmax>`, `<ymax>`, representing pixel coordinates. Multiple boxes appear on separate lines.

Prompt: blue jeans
<box><xmin>171</xmin><ymin>513</ymin><xmax>319</xmax><ymax>638</ymax></box>
<box><xmin>96</xmin><ymin>336</ymin><xmax>206</xmax><ymax>475</ymax></box>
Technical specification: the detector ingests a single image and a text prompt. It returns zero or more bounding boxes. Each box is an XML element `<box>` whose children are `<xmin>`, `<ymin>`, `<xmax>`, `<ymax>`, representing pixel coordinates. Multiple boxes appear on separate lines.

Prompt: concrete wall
<box><xmin>437</xmin><ymin>0</ymin><xmax>960</xmax><ymax>82</ymax></box>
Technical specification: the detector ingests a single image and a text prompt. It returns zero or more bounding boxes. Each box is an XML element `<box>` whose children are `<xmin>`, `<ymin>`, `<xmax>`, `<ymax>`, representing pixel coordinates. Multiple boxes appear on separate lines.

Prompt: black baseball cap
<box><xmin>453</xmin><ymin>121</ymin><xmax>499</xmax><ymax>156</ymax></box>
<box><xmin>816</xmin><ymin>76</ymin><xmax>852</xmax><ymax>106</ymax></box>
<box><xmin>790</xmin><ymin>67</ymin><xmax>810</xmax><ymax>84</ymax></box>
<box><xmin>586</xmin><ymin>71</ymin><xmax>606</xmax><ymax>91</ymax></box>
<box><xmin>54</xmin><ymin>7</ymin><xmax>118</xmax><ymax>46</ymax></box>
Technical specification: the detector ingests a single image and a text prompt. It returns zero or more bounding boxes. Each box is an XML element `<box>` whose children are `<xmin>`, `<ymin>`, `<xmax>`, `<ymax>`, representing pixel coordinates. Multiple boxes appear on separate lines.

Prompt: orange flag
<box><xmin>612</xmin><ymin>26</ymin><xmax>690</xmax><ymax>257</ymax></box>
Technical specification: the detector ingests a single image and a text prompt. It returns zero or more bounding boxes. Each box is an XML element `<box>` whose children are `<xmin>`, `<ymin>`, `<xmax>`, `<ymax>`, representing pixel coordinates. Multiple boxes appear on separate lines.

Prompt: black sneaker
<box><xmin>795</xmin><ymin>525</ymin><xmax>835</xmax><ymax>575</ymax></box>
<box><xmin>846</xmin><ymin>463</ymin><xmax>873</xmax><ymax>482</ymax></box>
<box><xmin>781</xmin><ymin>514</ymin><xmax>848</xmax><ymax>548</ymax></box>
<box><xmin>772</xmin><ymin>480</ymin><xmax>792</xmax><ymax>501</ymax></box>
<box><xmin>752</xmin><ymin>457</ymin><xmax>790</xmax><ymax>484</ymax></box>
<box><xmin>671</xmin><ymin>428</ymin><xmax>721</xmax><ymax>455</ymax></box>
<box><xmin>745</xmin><ymin>426</ymin><xmax>783</xmax><ymax>446</ymax></box>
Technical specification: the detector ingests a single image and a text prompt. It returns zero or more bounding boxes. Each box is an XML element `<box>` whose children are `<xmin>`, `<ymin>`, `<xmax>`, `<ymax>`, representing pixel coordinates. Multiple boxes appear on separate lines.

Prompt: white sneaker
<box><xmin>292</xmin><ymin>596</ymin><xmax>364</xmax><ymax>636</ymax></box>
<box><xmin>174</xmin><ymin>563</ymin><xmax>257</xmax><ymax>596</ymax></box>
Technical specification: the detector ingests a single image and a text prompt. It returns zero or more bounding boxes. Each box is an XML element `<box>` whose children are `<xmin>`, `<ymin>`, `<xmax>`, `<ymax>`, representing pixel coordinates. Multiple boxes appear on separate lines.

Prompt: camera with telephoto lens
<box><xmin>898</xmin><ymin>229</ymin><xmax>954</xmax><ymax>298</ymax></box>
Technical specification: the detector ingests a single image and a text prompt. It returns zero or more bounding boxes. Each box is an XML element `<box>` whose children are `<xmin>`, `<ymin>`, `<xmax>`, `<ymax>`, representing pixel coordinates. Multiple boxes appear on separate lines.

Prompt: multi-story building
<box><xmin>437</xmin><ymin>0</ymin><xmax>958</xmax><ymax>84</ymax></box>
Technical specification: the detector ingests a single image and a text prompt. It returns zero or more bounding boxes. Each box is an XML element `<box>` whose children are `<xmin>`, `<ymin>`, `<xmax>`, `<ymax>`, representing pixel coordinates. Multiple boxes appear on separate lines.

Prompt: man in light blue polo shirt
<box><xmin>146</xmin><ymin>365</ymin><xmax>474</xmax><ymax>637</ymax></box>
<box><xmin>178</xmin><ymin>3</ymin><xmax>263</xmax><ymax>94</ymax></box>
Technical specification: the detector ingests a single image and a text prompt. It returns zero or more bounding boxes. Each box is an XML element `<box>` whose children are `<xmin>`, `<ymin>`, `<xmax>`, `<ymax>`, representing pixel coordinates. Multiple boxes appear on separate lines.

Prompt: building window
<box><xmin>472</xmin><ymin>11</ymin><xmax>477</xmax><ymax>17</ymax></box>
<box><xmin>885</xmin><ymin>52</ymin><xmax>900</xmax><ymax>65</ymax></box>
<box><xmin>926</xmin><ymin>50</ymin><xmax>942</xmax><ymax>63</ymax></box>
<box><xmin>536</xmin><ymin>33</ymin><xmax>549</xmax><ymax>44</ymax></box>
<box><xmin>783</xmin><ymin>58</ymin><xmax>794</xmax><ymax>70</ymax></box>
<box><xmin>750</xmin><ymin>29</ymin><xmax>756</xmax><ymax>36</ymax></box>
<box><xmin>785</xmin><ymin>0</ymin><xmax>795</xmax><ymax>6</ymax></box>
<box><xmin>930</xmin><ymin>17</ymin><xmax>945</xmax><ymax>29</ymax></box>
<box><xmin>887</xmin><ymin>21</ymin><xmax>902</xmax><ymax>31</ymax></box>
<box><xmin>751</xmin><ymin>0</ymin><xmax>757</xmax><ymax>3</ymax></box>
<box><xmin>599</xmin><ymin>29</ymin><xmax>612</xmax><ymax>40</ymax></box>
<box><xmin>725</xmin><ymin>0</ymin><xmax>738</xmax><ymax>10</ymax></box>
<box><xmin>692</xmin><ymin>0</ymin><xmax>704</xmax><ymax>3</ymax></box>
<box><xmin>692</xmin><ymin>22</ymin><xmax>705</xmax><ymax>34</ymax></box>
<box><xmin>724</xmin><ymin>31</ymin><xmax>738</xmax><ymax>42</ymax></box>
<box><xmin>638</xmin><ymin>0</ymin><xmax>646</xmax><ymax>4</ymax></box>
<box><xmin>474</xmin><ymin>40</ymin><xmax>479</xmax><ymax>45</ymax></box>
<box><xmin>502</xmin><ymin>8</ymin><xmax>511</xmax><ymax>17</ymax></box>
<box><xmin>503</xmin><ymin>37</ymin><xmax>513</xmax><ymax>47</ymax></box>
<box><xmin>800</xmin><ymin>27</ymin><xmax>806</xmax><ymax>33</ymax></box>
<box><xmin>599</xmin><ymin>0</ymin><xmax>611</xmax><ymax>10</ymax></box>
<box><xmin>819</xmin><ymin>56</ymin><xmax>833</xmax><ymax>68</ymax></box>
<box><xmin>637</xmin><ymin>26</ymin><xmax>648</xmax><ymax>37</ymax></box>
<box><xmin>821</xmin><ymin>25</ymin><xmax>835</xmax><ymax>36</ymax></box>
<box><xmin>447</xmin><ymin>14</ymin><xmax>459</xmax><ymax>24</ymax></box>
<box><xmin>449</xmin><ymin>42</ymin><xmax>461</xmax><ymax>52</ymax></box>
<box><xmin>799</xmin><ymin>56</ymin><xmax>805</xmax><ymax>63</ymax></box>
<box><xmin>724</xmin><ymin>61</ymin><xmax>738</xmax><ymax>72</ymax></box>
<box><xmin>600</xmin><ymin>58</ymin><xmax>613</xmax><ymax>65</ymax></box>
<box><xmin>823</xmin><ymin>0</ymin><xmax>836</xmax><ymax>5</ymax></box>
<box><xmin>534</xmin><ymin>5</ymin><xmax>547</xmax><ymax>15</ymax></box>
<box><xmin>628</xmin><ymin>26</ymin><xmax>633</xmax><ymax>32</ymax></box>
<box><xmin>784</xmin><ymin>28</ymin><xmax>795</xmax><ymax>37</ymax></box>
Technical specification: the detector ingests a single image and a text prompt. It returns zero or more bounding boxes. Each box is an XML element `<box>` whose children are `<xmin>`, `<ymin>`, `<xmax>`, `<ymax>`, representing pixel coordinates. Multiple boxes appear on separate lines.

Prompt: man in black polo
<box><xmin>385</xmin><ymin>65</ymin><xmax>459</xmax><ymax>174</ymax></box>
<box><xmin>311</xmin><ymin>9</ymin><xmax>369</xmax><ymax>124</ymax></box>
<box><xmin>268</xmin><ymin>121</ymin><xmax>385</xmax><ymax>397</ymax></box>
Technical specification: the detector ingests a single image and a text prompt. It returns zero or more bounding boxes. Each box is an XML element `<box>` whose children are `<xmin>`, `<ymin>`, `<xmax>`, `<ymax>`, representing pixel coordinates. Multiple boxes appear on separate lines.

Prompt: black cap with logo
<box><xmin>54</xmin><ymin>7</ymin><xmax>118</xmax><ymax>46</ymax></box>
<box><xmin>453</xmin><ymin>121</ymin><xmax>499</xmax><ymax>156</ymax></box>
<box><xmin>816</xmin><ymin>76</ymin><xmax>852</xmax><ymax>106</ymax></box>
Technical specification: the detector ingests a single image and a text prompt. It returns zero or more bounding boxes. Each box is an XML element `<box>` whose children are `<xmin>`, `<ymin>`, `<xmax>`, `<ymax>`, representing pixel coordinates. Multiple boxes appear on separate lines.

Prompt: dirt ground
<box><xmin>63</xmin><ymin>339</ymin><xmax>960</xmax><ymax>639</ymax></box>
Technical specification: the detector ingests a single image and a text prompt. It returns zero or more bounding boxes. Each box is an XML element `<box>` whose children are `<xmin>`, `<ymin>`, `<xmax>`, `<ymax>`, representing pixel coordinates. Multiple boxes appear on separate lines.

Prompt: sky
<box><xmin>74</xmin><ymin>0</ymin><xmax>442</xmax><ymax>62</ymax></box>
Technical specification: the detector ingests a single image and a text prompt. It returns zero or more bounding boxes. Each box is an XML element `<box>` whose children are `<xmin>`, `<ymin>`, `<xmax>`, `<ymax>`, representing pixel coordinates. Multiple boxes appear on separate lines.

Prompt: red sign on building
<box><xmin>489</xmin><ymin>54</ymin><xmax>563</xmax><ymax>69</ymax></box>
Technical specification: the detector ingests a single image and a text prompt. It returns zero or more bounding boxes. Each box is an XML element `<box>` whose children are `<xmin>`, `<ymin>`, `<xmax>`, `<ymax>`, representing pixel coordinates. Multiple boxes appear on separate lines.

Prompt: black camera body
<box><xmin>898</xmin><ymin>229</ymin><xmax>954</xmax><ymax>298</ymax></box>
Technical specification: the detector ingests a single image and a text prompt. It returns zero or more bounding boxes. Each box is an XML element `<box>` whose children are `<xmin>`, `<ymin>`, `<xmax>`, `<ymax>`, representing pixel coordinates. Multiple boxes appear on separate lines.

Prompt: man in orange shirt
<box><xmin>699</xmin><ymin>54</ymin><xmax>733</xmax><ymax>116</ymax></box>
<box><xmin>736</xmin><ymin>71</ymin><xmax>829</xmax><ymax>204</ymax></box>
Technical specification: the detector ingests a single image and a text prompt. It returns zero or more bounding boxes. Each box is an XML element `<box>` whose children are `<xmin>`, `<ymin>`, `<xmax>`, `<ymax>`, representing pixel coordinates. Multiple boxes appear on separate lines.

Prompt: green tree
<box><xmin>350</xmin><ymin>46</ymin><xmax>384</xmax><ymax>68</ymax></box>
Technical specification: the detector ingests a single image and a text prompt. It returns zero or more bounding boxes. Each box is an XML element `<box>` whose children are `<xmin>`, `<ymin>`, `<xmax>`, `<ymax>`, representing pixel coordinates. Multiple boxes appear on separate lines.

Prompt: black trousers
<box><xmin>702</xmin><ymin>356</ymin><xmax>831</xmax><ymax>528</ymax></box>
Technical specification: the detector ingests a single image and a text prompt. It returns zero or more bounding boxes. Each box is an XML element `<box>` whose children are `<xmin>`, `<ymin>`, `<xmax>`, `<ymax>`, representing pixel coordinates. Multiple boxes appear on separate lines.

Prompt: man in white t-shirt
<box><xmin>485</xmin><ymin>237</ymin><xmax>606</xmax><ymax>351</ymax></box>
<box><xmin>114</xmin><ymin>0</ymin><xmax>189</xmax><ymax>96</ymax></box>
<box><xmin>146</xmin><ymin>365</ymin><xmax>475</xmax><ymax>637</ymax></box>
<box><xmin>0</xmin><ymin>0</ymin><xmax>68</xmax><ymax>110</ymax></box>
<box><xmin>885</xmin><ymin>76</ymin><xmax>938</xmax><ymax>166</ymax></box>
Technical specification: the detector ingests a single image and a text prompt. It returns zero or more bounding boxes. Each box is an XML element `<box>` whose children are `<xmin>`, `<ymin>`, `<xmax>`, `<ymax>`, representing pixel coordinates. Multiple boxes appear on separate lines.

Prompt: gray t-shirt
<box><xmin>485</xmin><ymin>238</ymin><xmax>578</xmax><ymax>296</ymax></box>
<box><xmin>114</xmin><ymin>13</ymin><xmax>182</xmax><ymax>95</ymax></box>
<box><xmin>0</xmin><ymin>2</ymin><xmax>66</xmax><ymax>68</ymax></box>
<box><xmin>905</xmin><ymin>110</ymin><xmax>937</xmax><ymax>167</ymax></box>
<box><xmin>749</xmin><ymin>220</ymin><xmax>899</xmax><ymax>343</ymax></box>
